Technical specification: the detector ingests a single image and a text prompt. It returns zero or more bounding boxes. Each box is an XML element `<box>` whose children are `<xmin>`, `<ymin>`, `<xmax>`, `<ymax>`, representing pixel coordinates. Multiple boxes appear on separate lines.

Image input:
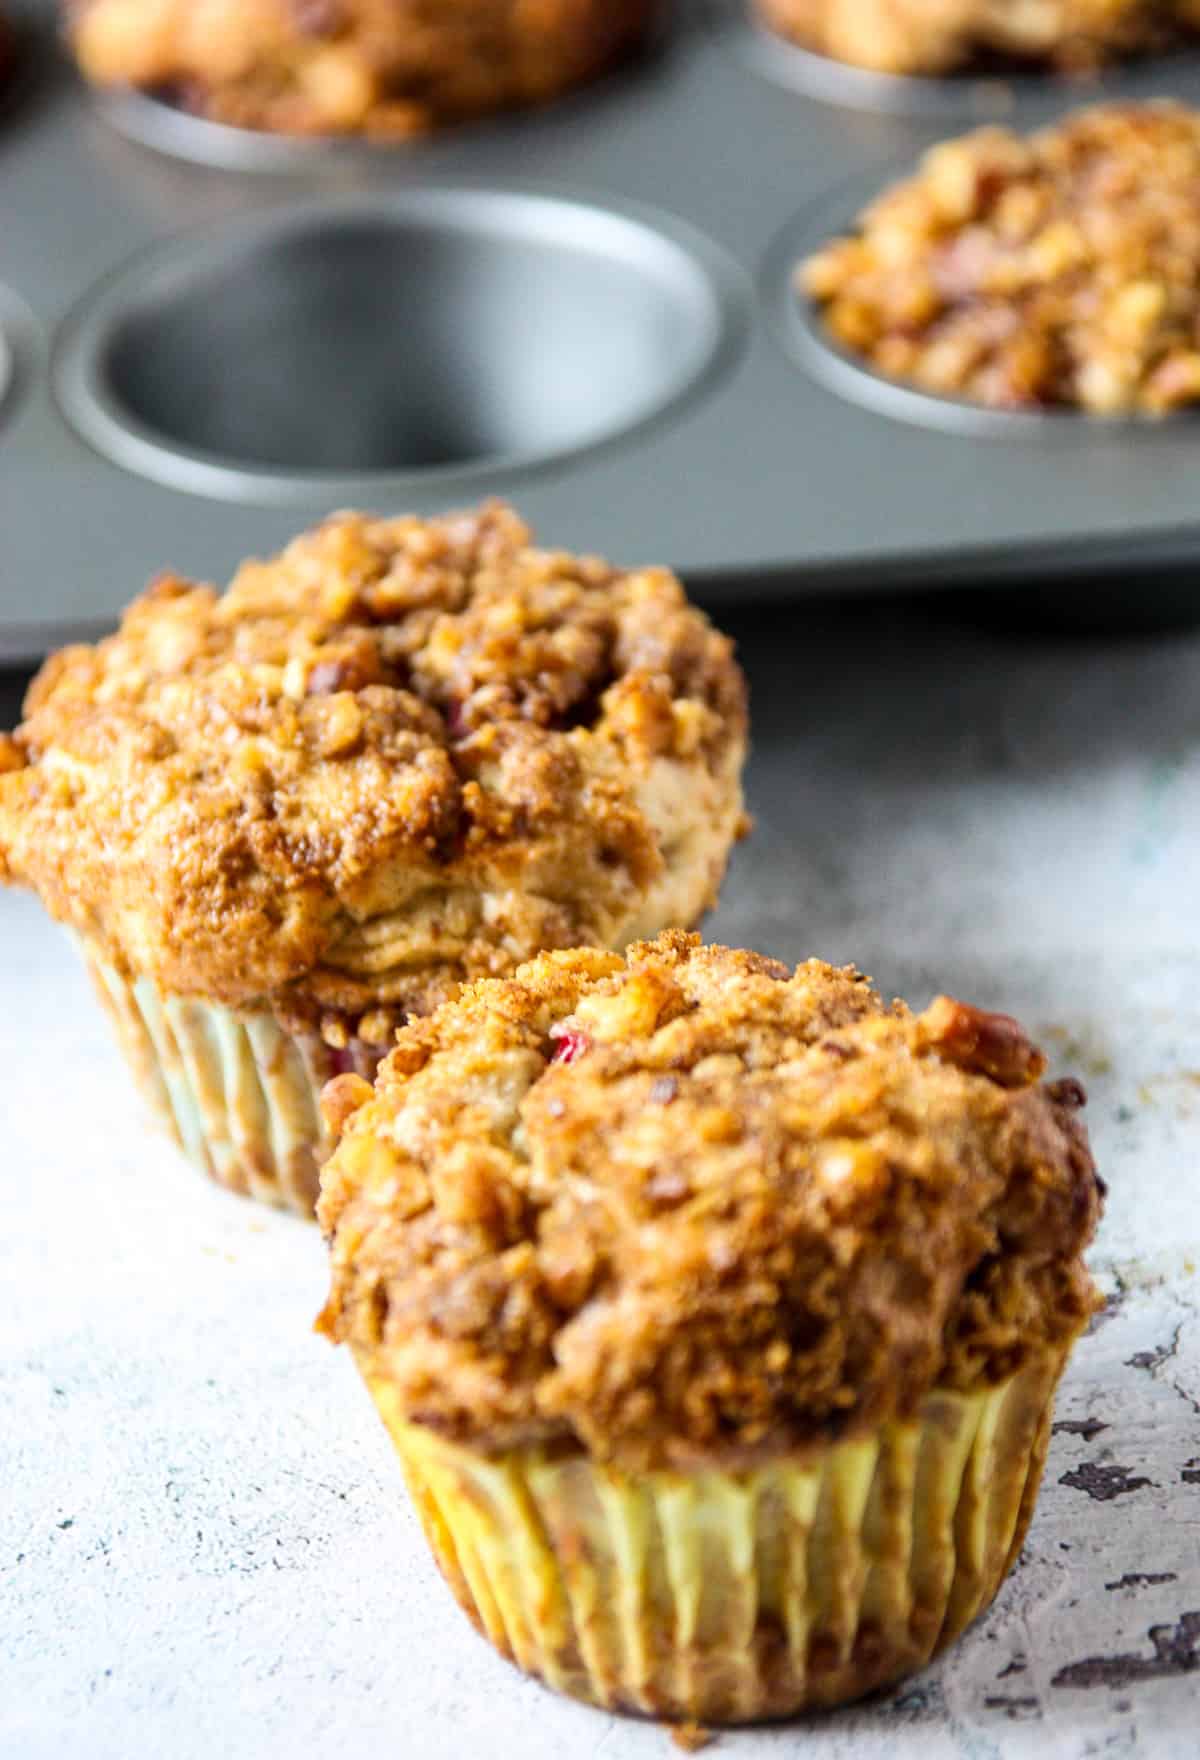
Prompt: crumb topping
<box><xmin>802</xmin><ymin>103</ymin><xmax>1200</xmax><ymax>415</ymax></box>
<box><xmin>318</xmin><ymin>931</ymin><xmax>1103</xmax><ymax>1469</ymax></box>
<box><xmin>70</xmin><ymin>0</ymin><xmax>652</xmax><ymax>137</ymax></box>
<box><xmin>758</xmin><ymin>0</ymin><xmax>1194</xmax><ymax>76</ymax></box>
<box><xmin>0</xmin><ymin>507</ymin><xmax>746</xmax><ymax>1031</ymax></box>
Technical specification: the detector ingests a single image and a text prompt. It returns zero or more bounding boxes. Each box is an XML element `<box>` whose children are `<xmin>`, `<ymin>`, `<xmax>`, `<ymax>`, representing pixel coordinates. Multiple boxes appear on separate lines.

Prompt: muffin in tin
<box><xmin>802</xmin><ymin>102</ymin><xmax>1200</xmax><ymax>415</ymax></box>
<box><xmin>0</xmin><ymin>505</ymin><xmax>747</xmax><ymax>1214</ymax></box>
<box><xmin>317</xmin><ymin>930</ymin><xmax>1103</xmax><ymax>1724</ymax></box>
<box><xmin>755</xmin><ymin>0</ymin><xmax>1194</xmax><ymax>75</ymax></box>
<box><xmin>67</xmin><ymin>0</ymin><xmax>655</xmax><ymax>137</ymax></box>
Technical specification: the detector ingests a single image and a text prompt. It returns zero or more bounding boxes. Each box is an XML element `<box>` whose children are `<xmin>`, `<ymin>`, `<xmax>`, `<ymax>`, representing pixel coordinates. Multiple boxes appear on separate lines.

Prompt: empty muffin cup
<box><xmin>55</xmin><ymin>190</ymin><xmax>737</xmax><ymax>503</ymax></box>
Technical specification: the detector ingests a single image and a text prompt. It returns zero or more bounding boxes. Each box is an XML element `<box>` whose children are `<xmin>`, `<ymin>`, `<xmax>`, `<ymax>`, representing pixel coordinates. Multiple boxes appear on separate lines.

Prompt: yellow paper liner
<box><xmin>82</xmin><ymin>950</ymin><xmax>376</xmax><ymax>1215</ymax></box>
<box><xmin>368</xmin><ymin>1351</ymin><xmax>1064</xmax><ymax>1723</ymax></box>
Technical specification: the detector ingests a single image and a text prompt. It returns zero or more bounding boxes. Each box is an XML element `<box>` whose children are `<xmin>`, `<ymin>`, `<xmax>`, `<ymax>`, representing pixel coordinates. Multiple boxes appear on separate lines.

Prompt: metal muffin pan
<box><xmin>7</xmin><ymin>0</ymin><xmax>1200</xmax><ymax>657</ymax></box>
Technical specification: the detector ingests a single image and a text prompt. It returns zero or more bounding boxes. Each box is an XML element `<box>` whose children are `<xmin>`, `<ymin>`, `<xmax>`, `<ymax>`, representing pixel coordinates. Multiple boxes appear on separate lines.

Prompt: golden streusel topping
<box><xmin>803</xmin><ymin>103</ymin><xmax>1200</xmax><ymax>414</ymax></box>
<box><xmin>758</xmin><ymin>0</ymin><xmax>1194</xmax><ymax>77</ymax></box>
<box><xmin>70</xmin><ymin>0</ymin><xmax>652</xmax><ymax>137</ymax></box>
<box><xmin>318</xmin><ymin>931</ymin><xmax>1103</xmax><ymax>1469</ymax></box>
<box><xmin>0</xmin><ymin>507</ymin><xmax>745</xmax><ymax>1022</ymax></box>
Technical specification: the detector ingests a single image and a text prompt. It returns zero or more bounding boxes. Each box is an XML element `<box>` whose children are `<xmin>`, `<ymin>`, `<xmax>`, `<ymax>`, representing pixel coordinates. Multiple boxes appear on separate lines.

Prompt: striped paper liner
<box><xmin>369</xmin><ymin>1350</ymin><xmax>1064</xmax><ymax>1723</ymax></box>
<box><xmin>84</xmin><ymin>951</ymin><xmax>381</xmax><ymax>1215</ymax></box>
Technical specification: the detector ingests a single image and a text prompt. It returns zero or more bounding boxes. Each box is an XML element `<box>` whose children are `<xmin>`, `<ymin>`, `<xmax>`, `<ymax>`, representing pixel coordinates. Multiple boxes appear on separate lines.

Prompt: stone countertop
<box><xmin>2</xmin><ymin>599</ymin><xmax>1199</xmax><ymax>1760</ymax></box>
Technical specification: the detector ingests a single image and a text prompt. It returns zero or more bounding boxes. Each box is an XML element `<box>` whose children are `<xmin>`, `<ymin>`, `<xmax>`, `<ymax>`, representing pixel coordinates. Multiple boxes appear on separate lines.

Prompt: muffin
<box><xmin>67</xmin><ymin>0</ymin><xmax>654</xmax><ymax>137</ymax></box>
<box><xmin>755</xmin><ymin>0</ymin><xmax>1193</xmax><ymax>75</ymax></box>
<box><xmin>317</xmin><ymin>930</ymin><xmax>1103</xmax><ymax>1724</ymax></box>
<box><xmin>0</xmin><ymin>506</ymin><xmax>747</xmax><ymax>1215</ymax></box>
<box><xmin>802</xmin><ymin>103</ymin><xmax>1200</xmax><ymax>415</ymax></box>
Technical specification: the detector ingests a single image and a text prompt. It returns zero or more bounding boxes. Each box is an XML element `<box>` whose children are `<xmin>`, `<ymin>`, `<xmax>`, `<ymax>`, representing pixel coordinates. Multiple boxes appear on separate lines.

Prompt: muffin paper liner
<box><xmin>82</xmin><ymin>950</ymin><xmax>372</xmax><ymax>1215</ymax></box>
<box><xmin>366</xmin><ymin>1350</ymin><xmax>1065</xmax><ymax>1723</ymax></box>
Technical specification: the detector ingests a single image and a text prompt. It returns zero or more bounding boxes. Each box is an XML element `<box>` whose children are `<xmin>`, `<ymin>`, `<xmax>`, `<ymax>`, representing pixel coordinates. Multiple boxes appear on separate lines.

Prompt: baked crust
<box><xmin>68</xmin><ymin>0</ymin><xmax>654</xmax><ymax>136</ymax></box>
<box><xmin>0</xmin><ymin>506</ymin><xmax>747</xmax><ymax>1044</ymax></box>
<box><xmin>317</xmin><ymin>930</ymin><xmax>1103</xmax><ymax>1471</ymax></box>
<box><xmin>757</xmin><ymin>0</ymin><xmax>1194</xmax><ymax>74</ymax></box>
<box><xmin>802</xmin><ymin>103</ymin><xmax>1200</xmax><ymax>414</ymax></box>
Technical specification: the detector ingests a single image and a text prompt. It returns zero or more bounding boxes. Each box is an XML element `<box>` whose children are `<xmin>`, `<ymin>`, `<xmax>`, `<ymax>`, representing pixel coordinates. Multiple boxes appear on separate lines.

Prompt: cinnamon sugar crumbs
<box><xmin>318</xmin><ymin>931</ymin><xmax>1103</xmax><ymax>1470</ymax></box>
<box><xmin>802</xmin><ymin>104</ymin><xmax>1200</xmax><ymax>415</ymax></box>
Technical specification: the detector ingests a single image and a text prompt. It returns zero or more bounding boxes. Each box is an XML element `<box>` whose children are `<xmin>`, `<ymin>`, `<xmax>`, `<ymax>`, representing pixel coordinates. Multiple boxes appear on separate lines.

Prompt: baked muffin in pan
<box><xmin>67</xmin><ymin>0</ymin><xmax>655</xmax><ymax>137</ymax></box>
<box><xmin>756</xmin><ymin>0</ymin><xmax>1193</xmax><ymax>76</ymax></box>
<box><xmin>317</xmin><ymin>930</ymin><xmax>1103</xmax><ymax>1724</ymax></box>
<box><xmin>802</xmin><ymin>102</ymin><xmax>1200</xmax><ymax>415</ymax></box>
<box><xmin>0</xmin><ymin>505</ymin><xmax>747</xmax><ymax>1214</ymax></box>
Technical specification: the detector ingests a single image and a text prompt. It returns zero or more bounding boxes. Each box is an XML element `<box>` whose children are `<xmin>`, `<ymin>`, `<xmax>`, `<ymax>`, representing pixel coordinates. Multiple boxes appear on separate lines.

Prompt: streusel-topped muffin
<box><xmin>318</xmin><ymin>930</ymin><xmax>1102</xmax><ymax>1722</ymax></box>
<box><xmin>803</xmin><ymin>103</ymin><xmax>1200</xmax><ymax>414</ymax></box>
<box><xmin>0</xmin><ymin>507</ymin><xmax>746</xmax><ymax>1213</ymax></box>
<box><xmin>757</xmin><ymin>0</ymin><xmax>1193</xmax><ymax>76</ymax></box>
<box><xmin>68</xmin><ymin>0</ymin><xmax>654</xmax><ymax>137</ymax></box>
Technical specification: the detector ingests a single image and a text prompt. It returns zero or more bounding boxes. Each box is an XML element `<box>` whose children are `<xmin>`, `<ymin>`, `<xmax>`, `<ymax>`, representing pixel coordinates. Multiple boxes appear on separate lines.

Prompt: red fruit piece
<box><xmin>549</xmin><ymin>1024</ymin><xmax>590</xmax><ymax>1065</ymax></box>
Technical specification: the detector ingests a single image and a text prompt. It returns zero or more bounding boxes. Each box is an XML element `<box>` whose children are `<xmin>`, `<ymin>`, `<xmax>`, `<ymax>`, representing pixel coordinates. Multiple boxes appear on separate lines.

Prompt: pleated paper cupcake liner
<box><xmin>367</xmin><ymin>1349</ymin><xmax>1065</xmax><ymax>1724</ymax></box>
<box><xmin>83</xmin><ymin>949</ymin><xmax>380</xmax><ymax>1215</ymax></box>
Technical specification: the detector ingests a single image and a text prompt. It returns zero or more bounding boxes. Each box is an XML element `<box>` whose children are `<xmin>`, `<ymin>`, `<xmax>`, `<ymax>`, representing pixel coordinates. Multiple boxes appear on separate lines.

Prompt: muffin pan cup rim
<box><xmin>51</xmin><ymin>181</ymin><xmax>752</xmax><ymax>507</ymax></box>
<box><xmin>0</xmin><ymin>280</ymin><xmax>42</xmax><ymax>431</ymax></box>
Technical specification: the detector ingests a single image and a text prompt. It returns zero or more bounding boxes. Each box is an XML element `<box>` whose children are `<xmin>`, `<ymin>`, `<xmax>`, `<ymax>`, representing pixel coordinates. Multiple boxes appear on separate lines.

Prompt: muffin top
<box><xmin>758</xmin><ymin>0</ymin><xmax>1181</xmax><ymax>76</ymax></box>
<box><xmin>0</xmin><ymin>507</ymin><xmax>745</xmax><ymax>1035</ymax></box>
<box><xmin>317</xmin><ymin>931</ymin><xmax>1103</xmax><ymax>1470</ymax></box>
<box><xmin>70</xmin><ymin>0</ymin><xmax>651</xmax><ymax>136</ymax></box>
<box><xmin>802</xmin><ymin>103</ymin><xmax>1200</xmax><ymax>415</ymax></box>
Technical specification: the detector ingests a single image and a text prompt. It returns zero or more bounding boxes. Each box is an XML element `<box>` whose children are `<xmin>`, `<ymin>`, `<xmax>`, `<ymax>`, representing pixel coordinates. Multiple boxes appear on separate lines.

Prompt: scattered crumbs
<box><xmin>997</xmin><ymin>1657</ymin><xmax>1028</xmax><ymax>1679</ymax></box>
<box><xmin>1115</xmin><ymin>1104</ymin><xmax>1134</xmax><ymax>1124</ymax></box>
<box><xmin>1115</xmin><ymin>1700</ymin><xmax>1132</xmax><ymax>1713</ymax></box>
<box><xmin>670</xmin><ymin>1722</ymin><xmax>712</xmax><ymax>1752</ymax></box>
<box><xmin>1060</xmin><ymin>1542</ymin><xmax>1072</xmax><ymax>1552</ymax></box>
<box><xmin>1181</xmin><ymin>1458</ymin><xmax>1200</xmax><ymax>1485</ymax></box>
<box><xmin>1106</xmin><ymin>1572</ymin><xmax>1178</xmax><ymax>1591</ymax></box>
<box><xmin>1052</xmin><ymin>1417</ymin><xmax>1109</xmax><ymax>1440</ymax></box>
<box><xmin>1059</xmin><ymin>1463</ymin><xmax>1153</xmax><ymax>1502</ymax></box>
<box><xmin>1039</xmin><ymin>1024</ymin><xmax>1112</xmax><ymax>1081</ymax></box>
<box><xmin>56</xmin><ymin>1518</ymin><xmax>74</xmax><ymax>1531</ymax></box>
<box><xmin>1137</xmin><ymin>1074</ymin><xmax>1200</xmax><ymax>1116</ymax></box>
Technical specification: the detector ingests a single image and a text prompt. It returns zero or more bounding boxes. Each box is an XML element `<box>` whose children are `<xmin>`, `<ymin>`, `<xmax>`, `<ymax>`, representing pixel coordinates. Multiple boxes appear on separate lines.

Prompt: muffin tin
<box><xmin>8</xmin><ymin>0</ymin><xmax>1200</xmax><ymax>656</ymax></box>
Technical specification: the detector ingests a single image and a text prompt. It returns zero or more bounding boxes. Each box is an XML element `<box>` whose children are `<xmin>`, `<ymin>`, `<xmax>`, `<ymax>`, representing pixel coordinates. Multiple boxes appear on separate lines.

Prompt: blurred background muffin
<box><xmin>755</xmin><ymin>0</ymin><xmax>1197</xmax><ymax>74</ymax></box>
<box><xmin>802</xmin><ymin>103</ymin><xmax>1200</xmax><ymax>415</ymax></box>
<box><xmin>318</xmin><ymin>930</ymin><xmax>1103</xmax><ymax>1724</ymax></box>
<box><xmin>66</xmin><ymin>0</ymin><xmax>656</xmax><ymax>136</ymax></box>
<box><xmin>0</xmin><ymin>504</ymin><xmax>747</xmax><ymax>1213</ymax></box>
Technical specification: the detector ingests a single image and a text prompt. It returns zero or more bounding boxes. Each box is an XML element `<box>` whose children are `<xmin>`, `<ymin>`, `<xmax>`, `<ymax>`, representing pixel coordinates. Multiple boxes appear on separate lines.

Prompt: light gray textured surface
<box><xmin>2</xmin><ymin>600</ymin><xmax>1199</xmax><ymax>1758</ymax></box>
